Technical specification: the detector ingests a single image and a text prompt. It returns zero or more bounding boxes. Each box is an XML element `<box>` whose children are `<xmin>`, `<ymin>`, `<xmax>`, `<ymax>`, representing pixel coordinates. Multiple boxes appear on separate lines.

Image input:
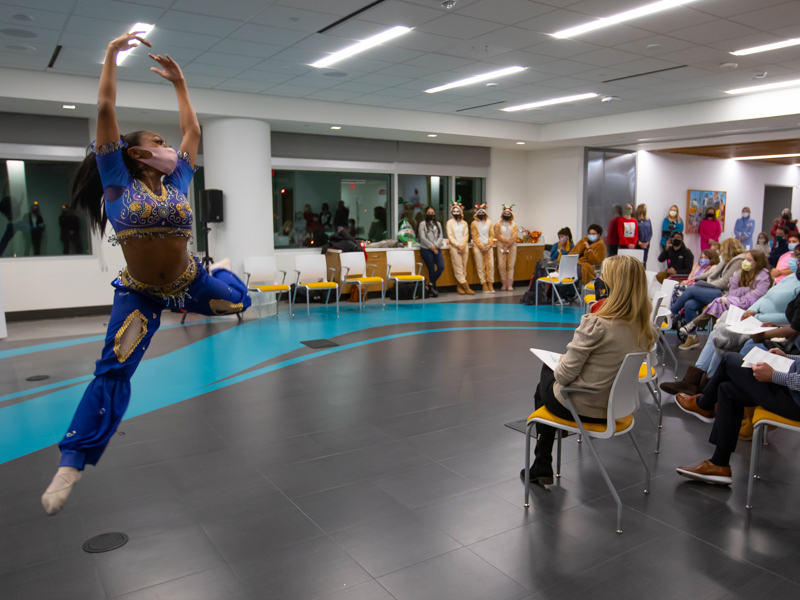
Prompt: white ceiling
<box><xmin>1</xmin><ymin>0</ymin><xmax>800</xmax><ymax>146</ymax></box>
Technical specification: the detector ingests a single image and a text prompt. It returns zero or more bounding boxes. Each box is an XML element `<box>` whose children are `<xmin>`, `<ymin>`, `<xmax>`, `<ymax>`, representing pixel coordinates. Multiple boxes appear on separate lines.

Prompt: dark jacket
<box><xmin>657</xmin><ymin>243</ymin><xmax>694</xmax><ymax>275</ymax></box>
<box><xmin>769</xmin><ymin>239</ymin><xmax>788</xmax><ymax>268</ymax></box>
<box><xmin>333</xmin><ymin>206</ymin><xmax>350</xmax><ymax>229</ymax></box>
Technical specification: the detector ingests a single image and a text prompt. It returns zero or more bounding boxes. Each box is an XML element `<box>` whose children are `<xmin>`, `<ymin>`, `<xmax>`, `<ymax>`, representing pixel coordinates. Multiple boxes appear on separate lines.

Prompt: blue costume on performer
<box><xmin>58</xmin><ymin>141</ymin><xmax>250</xmax><ymax>470</ymax></box>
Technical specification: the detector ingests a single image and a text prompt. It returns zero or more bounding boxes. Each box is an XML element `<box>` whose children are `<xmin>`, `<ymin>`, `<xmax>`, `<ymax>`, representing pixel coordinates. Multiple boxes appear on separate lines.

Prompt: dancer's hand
<box><xmin>149</xmin><ymin>53</ymin><xmax>185</xmax><ymax>82</ymax></box>
<box><xmin>108</xmin><ymin>31</ymin><xmax>151</xmax><ymax>54</ymax></box>
<box><xmin>753</xmin><ymin>362</ymin><xmax>774</xmax><ymax>382</ymax></box>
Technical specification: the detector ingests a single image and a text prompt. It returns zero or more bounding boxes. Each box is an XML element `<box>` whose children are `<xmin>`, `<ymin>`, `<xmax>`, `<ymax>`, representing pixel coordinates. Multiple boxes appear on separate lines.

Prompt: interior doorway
<box><xmin>763</xmin><ymin>185</ymin><xmax>793</xmax><ymax>236</ymax></box>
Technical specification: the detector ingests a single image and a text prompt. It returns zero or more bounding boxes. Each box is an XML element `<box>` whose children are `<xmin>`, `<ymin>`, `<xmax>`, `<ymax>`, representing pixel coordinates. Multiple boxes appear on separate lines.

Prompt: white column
<box><xmin>202</xmin><ymin>118</ymin><xmax>273</xmax><ymax>275</ymax></box>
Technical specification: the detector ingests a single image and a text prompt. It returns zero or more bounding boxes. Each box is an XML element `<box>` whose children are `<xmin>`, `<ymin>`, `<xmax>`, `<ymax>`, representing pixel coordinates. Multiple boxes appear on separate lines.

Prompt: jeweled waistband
<box><xmin>115</xmin><ymin>257</ymin><xmax>199</xmax><ymax>307</ymax></box>
<box><xmin>108</xmin><ymin>227</ymin><xmax>193</xmax><ymax>246</ymax></box>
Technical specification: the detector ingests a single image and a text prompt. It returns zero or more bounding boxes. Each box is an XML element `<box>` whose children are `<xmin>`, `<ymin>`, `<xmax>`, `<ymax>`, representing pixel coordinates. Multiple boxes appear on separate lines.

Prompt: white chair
<box><xmin>618</xmin><ymin>248</ymin><xmax>645</xmax><ymax>262</ymax></box>
<box><xmin>645</xmin><ymin>270</ymin><xmax>658</xmax><ymax>298</ymax></box>
<box><xmin>293</xmin><ymin>255</ymin><xmax>339</xmax><ymax>317</ymax></box>
<box><xmin>638</xmin><ymin>347</ymin><xmax>663</xmax><ymax>454</ymax></box>
<box><xmin>535</xmin><ymin>253</ymin><xmax>581</xmax><ymax>308</ymax></box>
<box><xmin>523</xmin><ymin>352</ymin><xmax>651</xmax><ymax>533</ymax></box>
<box><xmin>339</xmin><ymin>252</ymin><xmax>385</xmax><ymax>310</ymax></box>
<box><xmin>652</xmin><ymin>292</ymin><xmax>678</xmax><ymax>374</ymax></box>
<box><xmin>386</xmin><ymin>250</ymin><xmax>425</xmax><ymax>308</ymax></box>
<box><xmin>244</xmin><ymin>256</ymin><xmax>292</xmax><ymax>321</ymax></box>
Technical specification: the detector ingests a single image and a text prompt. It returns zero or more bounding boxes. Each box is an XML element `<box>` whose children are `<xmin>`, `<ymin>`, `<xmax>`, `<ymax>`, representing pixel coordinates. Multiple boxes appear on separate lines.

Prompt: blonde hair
<box><xmin>595</xmin><ymin>255</ymin><xmax>656</xmax><ymax>351</ymax></box>
<box><xmin>668</xmin><ymin>205</ymin><xmax>682</xmax><ymax>224</ymax></box>
<box><xmin>635</xmin><ymin>204</ymin><xmax>647</xmax><ymax>220</ymax></box>
<box><xmin>720</xmin><ymin>238</ymin><xmax>744</xmax><ymax>263</ymax></box>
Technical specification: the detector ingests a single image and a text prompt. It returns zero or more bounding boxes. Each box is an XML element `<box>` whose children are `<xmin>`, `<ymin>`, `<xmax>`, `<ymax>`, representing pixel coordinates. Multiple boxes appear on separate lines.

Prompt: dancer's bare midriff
<box><xmin>121</xmin><ymin>236</ymin><xmax>191</xmax><ymax>286</ymax></box>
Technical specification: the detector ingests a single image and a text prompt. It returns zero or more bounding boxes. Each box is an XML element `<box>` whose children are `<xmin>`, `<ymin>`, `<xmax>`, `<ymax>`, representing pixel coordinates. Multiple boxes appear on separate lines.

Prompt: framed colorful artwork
<box><xmin>686</xmin><ymin>190</ymin><xmax>726</xmax><ymax>234</ymax></box>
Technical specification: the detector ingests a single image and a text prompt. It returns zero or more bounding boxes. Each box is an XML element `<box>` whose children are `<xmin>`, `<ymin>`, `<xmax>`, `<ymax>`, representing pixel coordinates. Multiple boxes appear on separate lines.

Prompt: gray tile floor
<box><xmin>2</xmin><ymin>304</ymin><xmax>800</xmax><ymax>600</ymax></box>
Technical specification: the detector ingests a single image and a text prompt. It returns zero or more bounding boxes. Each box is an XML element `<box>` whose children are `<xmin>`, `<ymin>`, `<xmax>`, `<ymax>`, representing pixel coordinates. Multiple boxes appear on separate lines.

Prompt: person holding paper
<box><xmin>674</xmin><ymin>348</ymin><xmax>800</xmax><ymax>485</ymax></box>
<box><xmin>521</xmin><ymin>255</ymin><xmax>658</xmax><ymax>487</ymax></box>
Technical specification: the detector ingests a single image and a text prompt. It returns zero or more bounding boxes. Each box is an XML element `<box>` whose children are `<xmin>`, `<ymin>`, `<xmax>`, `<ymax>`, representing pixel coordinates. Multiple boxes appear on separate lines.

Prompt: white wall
<box><xmin>637</xmin><ymin>151</ymin><xmax>800</xmax><ymax>262</ymax></box>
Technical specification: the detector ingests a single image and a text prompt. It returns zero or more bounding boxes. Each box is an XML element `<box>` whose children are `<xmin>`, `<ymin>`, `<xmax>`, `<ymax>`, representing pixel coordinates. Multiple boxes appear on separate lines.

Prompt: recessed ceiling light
<box><xmin>331</xmin><ymin>126</ymin><xmax>342</xmax><ymax>130</ymax></box>
<box><xmin>726</xmin><ymin>79</ymin><xmax>800</xmax><ymax>95</ymax></box>
<box><xmin>502</xmin><ymin>92</ymin><xmax>599</xmax><ymax>112</ymax></box>
<box><xmin>116</xmin><ymin>23</ymin><xmax>154</xmax><ymax>65</ymax></box>
<box><xmin>312</xmin><ymin>26</ymin><xmax>412</xmax><ymax>68</ymax></box>
<box><xmin>427</xmin><ymin>134</ymin><xmax>437</xmax><ymax>137</ymax></box>
<box><xmin>11</xmin><ymin>14</ymin><xmax>33</xmax><ymax>22</ymax></box>
<box><xmin>552</xmin><ymin>0</ymin><xmax>698</xmax><ymax>39</ymax></box>
<box><xmin>646</xmin><ymin>43</ymin><xmax>662</xmax><ymax>49</ymax></box>
<box><xmin>601</xmin><ymin>96</ymin><xmax>620</xmax><ymax>102</ymax></box>
<box><xmin>719</xmin><ymin>62</ymin><xmax>738</xmax><ymax>70</ymax></box>
<box><xmin>425</xmin><ymin>66</ymin><xmax>525</xmax><ymax>94</ymax></box>
<box><xmin>735</xmin><ymin>153</ymin><xmax>800</xmax><ymax>161</ymax></box>
<box><xmin>516</xmin><ymin>142</ymin><xmax>526</xmax><ymax>145</ymax></box>
<box><xmin>62</xmin><ymin>104</ymin><xmax>76</xmax><ymax>110</ymax></box>
<box><xmin>486</xmin><ymin>82</ymin><xmax>498</xmax><ymax>87</ymax></box>
<box><xmin>732</xmin><ymin>38</ymin><xmax>800</xmax><ymax>56</ymax></box>
<box><xmin>754</xmin><ymin>72</ymin><xmax>768</xmax><ymax>79</ymax></box>
<box><xmin>0</xmin><ymin>28</ymin><xmax>36</xmax><ymax>38</ymax></box>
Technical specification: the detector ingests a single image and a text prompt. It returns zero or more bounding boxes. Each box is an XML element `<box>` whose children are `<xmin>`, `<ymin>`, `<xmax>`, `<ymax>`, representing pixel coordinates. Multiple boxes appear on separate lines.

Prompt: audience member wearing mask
<box><xmin>771</xmin><ymin>208</ymin><xmax>798</xmax><ymax>241</ymax></box>
<box><xmin>418</xmin><ymin>206</ymin><xmax>444</xmax><ymax>297</ymax></box>
<box><xmin>606</xmin><ymin>204</ymin><xmax>622</xmax><ymax>257</ymax></box>
<box><xmin>677</xmin><ymin>250</ymin><xmax>771</xmax><ymax>350</ymax></box>
<box><xmin>550</xmin><ymin>227</ymin><xmax>573</xmax><ymax>261</ymax></box>
<box><xmin>655</xmin><ymin>232</ymin><xmax>694</xmax><ymax>284</ymax></box>
<box><xmin>661</xmin><ymin>204</ymin><xmax>684</xmax><ymax>250</ymax></box>
<box><xmin>754</xmin><ymin>232</ymin><xmax>770</xmax><ymax>255</ymax></box>
<box><xmin>680</xmin><ymin>249</ymin><xmax>721</xmax><ymax>287</ymax></box>
<box><xmin>636</xmin><ymin>204</ymin><xmax>652</xmax><ymax>265</ymax></box>
<box><xmin>663</xmin><ymin>245</ymin><xmax>800</xmax><ymax>397</ymax></box>
<box><xmin>698</xmin><ymin>207</ymin><xmax>722</xmax><ymax>251</ymax></box>
<box><xmin>769</xmin><ymin>226</ymin><xmax>789</xmax><ymax>268</ymax></box>
<box><xmin>569</xmin><ymin>224</ymin><xmax>606</xmax><ymax>284</ymax></box>
<box><xmin>733</xmin><ymin>206</ymin><xmax>755</xmax><ymax>249</ymax></box>
<box><xmin>673</xmin><ymin>261</ymin><xmax>800</xmax><ymax>486</ymax></box>
<box><xmin>618</xmin><ymin>203</ymin><xmax>638</xmax><ymax>250</ymax></box>
<box><xmin>770</xmin><ymin>231</ymin><xmax>799</xmax><ymax>283</ymax></box>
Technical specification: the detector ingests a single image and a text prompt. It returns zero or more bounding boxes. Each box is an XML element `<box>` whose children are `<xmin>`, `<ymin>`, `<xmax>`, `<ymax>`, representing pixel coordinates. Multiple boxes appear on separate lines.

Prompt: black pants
<box><xmin>532</xmin><ymin>365</ymin><xmax>606</xmax><ymax>467</ymax></box>
<box><xmin>698</xmin><ymin>353</ymin><xmax>800</xmax><ymax>465</ymax></box>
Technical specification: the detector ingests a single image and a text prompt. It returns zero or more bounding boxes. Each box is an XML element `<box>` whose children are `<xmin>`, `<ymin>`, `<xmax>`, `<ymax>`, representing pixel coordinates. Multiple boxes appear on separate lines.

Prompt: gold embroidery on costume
<box><xmin>116</xmin><ymin>259</ymin><xmax>198</xmax><ymax>306</ymax></box>
<box><xmin>109</xmin><ymin>180</ymin><xmax>193</xmax><ymax>245</ymax></box>
<box><xmin>209</xmin><ymin>300</ymin><xmax>244</xmax><ymax>315</ymax></box>
<box><xmin>114</xmin><ymin>310</ymin><xmax>148</xmax><ymax>363</ymax></box>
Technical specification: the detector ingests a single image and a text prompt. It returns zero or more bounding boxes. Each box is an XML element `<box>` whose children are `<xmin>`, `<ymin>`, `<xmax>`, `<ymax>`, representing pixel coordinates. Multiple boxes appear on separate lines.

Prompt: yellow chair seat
<box><xmin>538</xmin><ymin>276</ymin><xmax>574</xmax><ymax>284</ymax></box>
<box><xmin>527</xmin><ymin>406</ymin><xmax>634</xmax><ymax>434</ymax></box>
<box><xmin>585</xmin><ymin>282</ymin><xmax>595</xmax><ymax>290</ymax></box>
<box><xmin>584</xmin><ymin>294</ymin><xmax>596</xmax><ymax>303</ymax></box>
<box><xmin>250</xmin><ymin>284</ymin><xmax>291</xmax><ymax>292</ymax></box>
<box><xmin>638</xmin><ymin>363</ymin><xmax>656</xmax><ymax>379</ymax></box>
<box><xmin>347</xmin><ymin>277</ymin><xmax>384</xmax><ymax>284</ymax></box>
<box><xmin>660</xmin><ymin>321</ymin><xmax>669</xmax><ymax>329</ymax></box>
<box><xmin>393</xmin><ymin>275</ymin><xmax>425</xmax><ymax>281</ymax></box>
<box><xmin>301</xmin><ymin>281</ymin><xmax>338</xmax><ymax>289</ymax></box>
<box><xmin>753</xmin><ymin>407</ymin><xmax>800</xmax><ymax>429</ymax></box>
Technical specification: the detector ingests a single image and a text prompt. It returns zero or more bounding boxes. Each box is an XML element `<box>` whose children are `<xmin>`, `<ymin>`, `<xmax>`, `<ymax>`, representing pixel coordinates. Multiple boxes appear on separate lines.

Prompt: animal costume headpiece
<box><xmin>474</xmin><ymin>203</ymin><xmax>487</xmax><ymax>218</ymax></box>
<box><xmin>501</xmin><ymin>204</ymin><xmax>515</xmax><ymax>219</ymax></box>
<box><xmin>450</xmin><ymin>197</ymin><xmax>463</xmax><ymax>217</ymax></box>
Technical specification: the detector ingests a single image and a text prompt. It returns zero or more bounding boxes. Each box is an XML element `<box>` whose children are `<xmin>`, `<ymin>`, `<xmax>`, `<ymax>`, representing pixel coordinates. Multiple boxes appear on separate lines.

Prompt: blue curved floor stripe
<box><xmin>0</xmin><ymin>303</ymin><xmax>581</xmax><ymax>464</ymax></box>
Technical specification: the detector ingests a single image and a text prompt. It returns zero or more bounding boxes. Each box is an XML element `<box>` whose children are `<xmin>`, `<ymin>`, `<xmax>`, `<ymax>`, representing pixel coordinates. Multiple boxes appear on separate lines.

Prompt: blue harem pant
<box><xmin>58</xmin><ymin>257</ymin><xmax>251</xmax><ymax>470</ymax></box>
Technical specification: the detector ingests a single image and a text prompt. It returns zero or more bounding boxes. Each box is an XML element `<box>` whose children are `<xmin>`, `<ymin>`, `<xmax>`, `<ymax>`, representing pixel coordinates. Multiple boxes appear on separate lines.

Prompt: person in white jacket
<box><xmin>470</xmin><ymin>203</ymin><xmax>495</xmax><ymax>293</ymax></box>
<box><xmin>447</xmin><ymin>200</ymin><xmax>474</xmax><ymax>295</ymax></box>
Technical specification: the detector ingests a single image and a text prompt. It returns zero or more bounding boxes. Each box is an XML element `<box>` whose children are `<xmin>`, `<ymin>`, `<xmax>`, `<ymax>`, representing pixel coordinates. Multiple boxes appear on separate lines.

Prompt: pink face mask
<box><xmin>129</xmin><ymin>146</ymin><xmax>177</xmax><ymax>175</ymax></box>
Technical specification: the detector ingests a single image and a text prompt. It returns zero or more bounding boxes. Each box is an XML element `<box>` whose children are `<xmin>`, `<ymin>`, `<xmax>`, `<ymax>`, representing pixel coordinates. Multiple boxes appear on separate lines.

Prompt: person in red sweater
<box><xmin>618</xmin><ymin>203</ymin><xmax>638</xmax><ymax>249</ymax></box>
<box><xmin>606</xmin><ymin>204</ymin><xmax>622</xmax><ymax>257</ymax></box>
<box><xmin>698</xmin><ymin>206</ymin><xmax>722</xmax><ymax>251</ymax></box>
<box><xmin>771</xmin><ymin>208</ymin><xmax>798</xmax><ymax>241</ymax></box>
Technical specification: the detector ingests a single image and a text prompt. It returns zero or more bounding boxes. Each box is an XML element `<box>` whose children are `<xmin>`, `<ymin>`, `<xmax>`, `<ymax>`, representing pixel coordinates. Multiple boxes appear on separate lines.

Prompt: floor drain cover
<box><xmin>26</xmin><ymin>375</ymin><xmax>50</xmax><ymax>381</ymax></box>
<box><xmin>83</xmin><ymin>532</ymin><xmax>129</xmax><ymax>553</ymax></box>
<box><xmin>301</xmin><ymin>339</ymin><xmax>339</xmax><ymax>349</ymax></box>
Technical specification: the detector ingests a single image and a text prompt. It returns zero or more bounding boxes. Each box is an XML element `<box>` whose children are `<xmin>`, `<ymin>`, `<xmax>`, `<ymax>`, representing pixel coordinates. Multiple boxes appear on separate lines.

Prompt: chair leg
<box><xmin>381</xmin><ymin>281</ymin><xmax>386</xmax><ymax>307</ymax></box>
<box><xmin>524</xmin><ymin>423</ymin><xmax>533</xmax><ymax>508</ymax></box>
<box><xmin>746</xmin><ymin>425</ymin><xmax>762</xmax><ymax>509</ymax></box>
<box><xmin>577</xmin><ymin>434</ymin><xmax>582</xmax><ymax>443</ymax></box>
<box><xmin>660</xmin><ymin>331</ymin><xmax>679</xmax><ymax>374</ymax></box>
<box><xmin>421</xmin><ymin>280</ymin><xmax>425</xmax><ymax>304</ymax></box>
<box><xmin>649</xmin><ymin>381</ymin><xmax>663</xmax><ymax>454</ymax></box>
<box><xmin>273</xmin><ymin>291</ymin><xmax>281</xmax><ymax>321</ymax></box>
<box><xmin>578</xmin><ymin>431</ymin><xmax>625</xmax><ymax>533</ymax></box>
<box><xmin>556</xmin><ymin>429</ymin><xmax>562</xmax><ymax>478</ymax></box>
<box><xmin>629</xmin><ymin>431</ymin><xmax>651</xmax><ymax>494</ymax></box>
<box><xmin>306</xmin><ymin>289</ymin><xmax>310</xmax><ymax>317</ymax></box>
<box><xmin>181</xmin><ymin>311</ymin><xmax>188</xmax><ymax>325</ymax></box>
<box><xmin>335</xmin><ymin>286</ymin><xmax>339</xmax><ymax>317</ymax></box>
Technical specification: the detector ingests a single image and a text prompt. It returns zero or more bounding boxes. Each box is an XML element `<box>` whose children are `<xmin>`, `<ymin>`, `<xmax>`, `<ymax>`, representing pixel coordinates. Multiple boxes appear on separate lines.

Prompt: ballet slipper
<box><xmin>41</xmin><ymin>467</ymin><xmax>82</xmax><ymax>516</ymax></box>
<box><xmin>209</xmin><ymin>257</ymin><xmax>231</xmax><ymax>273</ymax></box>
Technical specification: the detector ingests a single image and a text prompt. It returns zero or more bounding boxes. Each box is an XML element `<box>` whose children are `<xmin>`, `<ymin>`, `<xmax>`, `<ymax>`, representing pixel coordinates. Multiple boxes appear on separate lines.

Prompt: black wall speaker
<box><xmin>198</xmin><ymin>189</ymin><xmax>223</xmax><ymax>223</ymax></box>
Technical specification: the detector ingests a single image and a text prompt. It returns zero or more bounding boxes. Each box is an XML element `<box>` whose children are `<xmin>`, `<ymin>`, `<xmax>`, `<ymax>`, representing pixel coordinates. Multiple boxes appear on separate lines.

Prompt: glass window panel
<box><xmin>398</xmin><ymin>175</ymin><xmax>449</xmax><ymax>238</ymax></box>
<box><xmin>272</xmin><ymin>170</ymin><xmax>392</xmax><ymax>248</ymax></box>
<box><xmin>1</xmin><ymin>160</ymin><xmax>91</xmax><ymax>258</ymax></box>
<box><xmin>455</xmin><ymin>177</ymin><xmax>485</xmax><ymax>225</ymax></box>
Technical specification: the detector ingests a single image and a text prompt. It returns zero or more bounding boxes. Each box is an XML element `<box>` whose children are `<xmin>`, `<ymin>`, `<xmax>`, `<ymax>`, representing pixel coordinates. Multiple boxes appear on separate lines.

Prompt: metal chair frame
<box><xmin>292</xmin><ymin>255</ymin><xmax>339</xmax><ymax>317</ymax></box>
<box><xmin>339</xmin><ymin>252</ymin><xmax>385</xmax><ymax>310</ymax></box>
<box><xmin>386</xmin><ymin>250</ymin><xmax>425</xmax><ymax>309</ymax></box>
<box><xmin>746</xmin><ymin>409</ymin><xmax>800</xmax><ymax>509</ymax></box>
<box><xmin>534</xmin><ymin>253</ymin><xmax>581</xmax><ymax>309</ymax></box>
<box><xmin>243</xmin><ymin>256</ymin><xmax>292</xmax><ymax>321</ymax></box>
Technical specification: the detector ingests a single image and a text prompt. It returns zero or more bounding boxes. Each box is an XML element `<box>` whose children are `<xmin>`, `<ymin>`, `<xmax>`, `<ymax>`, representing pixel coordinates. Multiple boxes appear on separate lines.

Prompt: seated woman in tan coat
<box><xmin>521</xmin><ymin>255</ymin><xmax>659</xmax><ymax>485</ymax></box>
<box><xmin>569</xmin><ymin>223</ymin><xmax>607</xmax><ymax>284</ymax></box>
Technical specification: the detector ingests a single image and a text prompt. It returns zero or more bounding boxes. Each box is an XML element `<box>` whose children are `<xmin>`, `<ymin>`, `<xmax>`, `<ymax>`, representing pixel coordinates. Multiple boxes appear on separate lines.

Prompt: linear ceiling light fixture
<box><xmin>734</xmin><ymin>153</ymin><xmax>800</xmax><ymax>161</ymax></box>
<box><xmin>726</xmin><ymin>79</ymin><xmax>800</xmax><ymax>94</ymax></box>
<box><xmin>732</xmin><ymin>39</ymin><xmax>800</xmax><ymax>56</ymax></box>
<box><xmin>425</xmin><ymin>66</ymin><xmax>526</xmax><ymax>93</ymax></box>
<box><xmin>312</xmin><ymin>26</ymin><xmax>412</xmax><ymax>68</ymax></box>
<box><xmin>502</xmin><ymin>92</ymin><xmax>598</xmax><ymax>112</ymax></box>
<box><xmin>552</xmin><ymin>0</ymin><xmax>697</xmax><ymax>39</ymax></box>
<box><xmin>116</xmin><ymin>22</ymin><xmax>154</xmax><ymax>65</ymax></box>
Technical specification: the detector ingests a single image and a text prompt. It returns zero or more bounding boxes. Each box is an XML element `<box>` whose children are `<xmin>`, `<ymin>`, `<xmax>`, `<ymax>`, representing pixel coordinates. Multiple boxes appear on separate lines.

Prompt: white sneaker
<box><xmin>679</xmin><ymin>321</ymin><xmax>696</xmax><ymax>336</ymax></box>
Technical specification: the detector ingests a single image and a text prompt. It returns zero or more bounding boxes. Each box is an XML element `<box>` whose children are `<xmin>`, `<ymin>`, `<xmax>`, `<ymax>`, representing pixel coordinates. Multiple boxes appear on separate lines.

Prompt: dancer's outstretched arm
<box><xmin>97</xmin><ymin>32</ymin><xmax>151</xmax><ymax>147</ymax></box>
<box><xmin>149</xmin><ymin>53</ymin><xmax>201</xmax><ymax>168</ymax></box>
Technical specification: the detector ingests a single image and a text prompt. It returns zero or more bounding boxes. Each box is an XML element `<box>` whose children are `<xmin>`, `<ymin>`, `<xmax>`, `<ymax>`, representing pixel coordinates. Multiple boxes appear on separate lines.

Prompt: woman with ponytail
<box><xmin>41</xmin><ymin>32</ymin><xmax>250</xmax><ymax>516</ymax></box>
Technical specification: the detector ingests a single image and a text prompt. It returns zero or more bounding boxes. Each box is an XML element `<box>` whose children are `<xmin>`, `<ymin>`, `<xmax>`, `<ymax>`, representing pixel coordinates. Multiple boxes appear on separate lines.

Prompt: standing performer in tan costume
<box><xmin>447</xmin><ymin>199</ymin><xmax>474</xmax><ymax>295</ymax></box>
<box><xmin>494</xmin><ymin>204</ymin><xmax>519</xmax><ymax>291</ymax></box>
<box><xmin>470</xmin><ymin>203</ymin><xmax>495</xmax><ymax>293</ymax></box>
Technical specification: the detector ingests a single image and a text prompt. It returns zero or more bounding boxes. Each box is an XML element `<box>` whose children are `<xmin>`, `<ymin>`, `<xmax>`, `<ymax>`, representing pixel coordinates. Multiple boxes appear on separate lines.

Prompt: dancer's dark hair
<box><xmin>70</xmin><ymin>131</ymin><xmax>147</xmax><ymax>233</ymax></box>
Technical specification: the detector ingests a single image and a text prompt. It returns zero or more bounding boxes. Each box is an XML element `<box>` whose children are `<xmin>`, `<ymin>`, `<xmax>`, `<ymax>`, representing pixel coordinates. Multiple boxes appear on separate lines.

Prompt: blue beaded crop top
<box><xmin>94</xmin><ymin>141</ymin><xmax>196</xmax><ymax>245</ymax></box>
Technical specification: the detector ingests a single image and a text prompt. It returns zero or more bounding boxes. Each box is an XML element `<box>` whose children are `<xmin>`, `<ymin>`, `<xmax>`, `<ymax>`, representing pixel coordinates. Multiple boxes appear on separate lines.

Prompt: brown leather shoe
<box><xmin>675</xmin><ymin>393</ymin><xmax>716</xmax><ymax>423</ymax></box>
<box><xmin>676</xmin><ymin>460</ymin><xmax>732</xmax><ymax>485</ymax></box>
